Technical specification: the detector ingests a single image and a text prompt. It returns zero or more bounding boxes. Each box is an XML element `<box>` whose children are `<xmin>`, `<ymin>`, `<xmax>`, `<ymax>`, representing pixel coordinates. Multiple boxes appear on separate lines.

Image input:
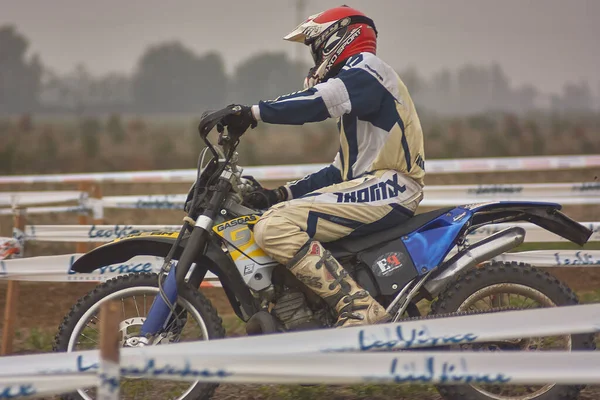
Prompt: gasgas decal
<box><xmin>214</xmin><ymin>215</ymin><xmax>258</xmax><ymax>233</ymax></box>
<box><xmin>111</xmin><ymin>231</ymin><xmax>179</xmax><ymax>243</ymax></box>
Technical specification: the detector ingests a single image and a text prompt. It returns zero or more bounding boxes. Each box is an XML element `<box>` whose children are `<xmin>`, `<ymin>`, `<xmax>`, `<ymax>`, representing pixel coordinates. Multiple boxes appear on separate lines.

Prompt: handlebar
<box><xmin>198</xmin><ymin>105</ymin><xmax>249</xmax><ymax>161</ymax></box>
<box><xmin>198</xmin><ymin>107</ymin><xmax>239</xmax><ymax>139</ymax></box>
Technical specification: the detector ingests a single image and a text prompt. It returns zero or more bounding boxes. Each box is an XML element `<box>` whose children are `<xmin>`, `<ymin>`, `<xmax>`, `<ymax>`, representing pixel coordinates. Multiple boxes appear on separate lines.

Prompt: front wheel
<box><xmin>430</xmin><ymin>261</ymin><xmax>595</xmax><ymax>400</ymax></box>
<box><xmin>54</xmin><ymin>273</ymin><xmax>226</xmax><ymax>400</ymax></box>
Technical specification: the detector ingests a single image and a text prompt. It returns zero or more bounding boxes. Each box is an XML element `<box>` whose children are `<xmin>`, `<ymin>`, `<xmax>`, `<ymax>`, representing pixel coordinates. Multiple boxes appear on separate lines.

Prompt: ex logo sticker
<box><xmin>372</xmin><ymin>252</ymin><xmax>405</xmax><ymax>277</ymax></box>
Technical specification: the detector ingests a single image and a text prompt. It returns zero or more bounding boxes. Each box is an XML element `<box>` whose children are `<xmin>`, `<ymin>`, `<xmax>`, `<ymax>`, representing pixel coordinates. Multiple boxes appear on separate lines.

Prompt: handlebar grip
<box><xmin>198</xmin><ymin>106</ymin><xmax>239</xmax><ymax>138</ymax></box>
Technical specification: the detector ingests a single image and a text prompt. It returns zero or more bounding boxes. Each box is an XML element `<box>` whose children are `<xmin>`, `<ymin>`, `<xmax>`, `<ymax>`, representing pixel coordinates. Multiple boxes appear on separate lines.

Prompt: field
<box><xmin>0</xmin><ymin>167</ymin><xmax>599</xmax><ymax>399</ymax></box>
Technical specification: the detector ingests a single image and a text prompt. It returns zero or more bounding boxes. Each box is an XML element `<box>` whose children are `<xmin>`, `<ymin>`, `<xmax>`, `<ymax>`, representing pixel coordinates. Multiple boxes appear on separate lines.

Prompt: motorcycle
<box><xmin>54</xmin><ymin>106</ymin><xmax>594</xmax><ymax>400</ymax></box>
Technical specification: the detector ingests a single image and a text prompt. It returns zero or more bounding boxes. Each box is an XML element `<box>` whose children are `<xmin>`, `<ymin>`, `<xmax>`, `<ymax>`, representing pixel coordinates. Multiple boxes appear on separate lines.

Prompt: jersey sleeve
<box><xmin>253</xmin><ymin>55</ymin><xmax>389</xmax><ymax>124</ymax></box>
<box><xmin>285</xmin><ymin>162</ymin><xmax>343</xmax><ymax>199</ymax></box>
<box><xmin>253</xmin><ymin>77</ymin><xmax>352</xmax><ymax>125</ymax></box>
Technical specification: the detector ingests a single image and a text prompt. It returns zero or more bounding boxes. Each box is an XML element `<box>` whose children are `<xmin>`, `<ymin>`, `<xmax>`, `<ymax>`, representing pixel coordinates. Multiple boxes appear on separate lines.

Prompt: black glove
<box><xmin>217</xmin><ymin>104</ymin><xmax>257</xmax><ymax>136</ymax></box>
<box><xmin>243</xmin><ymin>186</ymin><xmax>289</xmax><ymax>209</ymax></box>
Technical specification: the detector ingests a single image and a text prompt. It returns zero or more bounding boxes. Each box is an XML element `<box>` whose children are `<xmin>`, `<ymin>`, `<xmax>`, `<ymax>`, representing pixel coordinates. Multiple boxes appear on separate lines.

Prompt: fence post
<box><xmin>91</xmin><ymin>183</ymin><xmax>105</xmax><ymax>225</ymax></box>
<box><xmin>98</xmin><ymin>300</ymin><xmax>120</xmax><ymax>399</ymax></box>
<box><xmin>76</xmin><ymin>182</ymin><xmax>90</xmax><ymax>254</ymax></box>
<box><xmin>1</xmin><ymin>208</ymin><xmax>26</xmax><ymax>355</ymax></box>
<box><xmin>90</xmin><ymin>183</ymin><xmax>105</xmax><ymax>250</ymax></box>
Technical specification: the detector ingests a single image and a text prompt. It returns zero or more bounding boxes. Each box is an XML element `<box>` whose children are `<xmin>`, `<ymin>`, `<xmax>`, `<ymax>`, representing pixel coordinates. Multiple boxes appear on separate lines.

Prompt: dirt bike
<box><xmin>54</xmin><ymin>106</ymin><xmax>594</xmax><ymax>400</ymax></box>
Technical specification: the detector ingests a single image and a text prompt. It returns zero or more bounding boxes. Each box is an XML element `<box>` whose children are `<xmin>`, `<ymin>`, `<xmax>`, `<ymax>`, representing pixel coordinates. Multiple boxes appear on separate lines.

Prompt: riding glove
<box><xmin>243</xmin><ymin>186</ymin><xmax>289</xmax><ymax>209</ymax></box>
<box><xmin>218</xmin><ymin>104</ymin><xmax>257</xmax><ymax>136</ymax></box>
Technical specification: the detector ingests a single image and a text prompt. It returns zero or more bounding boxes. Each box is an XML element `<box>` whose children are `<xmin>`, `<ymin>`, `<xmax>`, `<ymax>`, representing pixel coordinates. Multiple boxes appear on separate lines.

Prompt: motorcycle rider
<box><xmin>224</xmin><ymin>5</ymin><xmax>425</xmax><ymax>327</ymax></box>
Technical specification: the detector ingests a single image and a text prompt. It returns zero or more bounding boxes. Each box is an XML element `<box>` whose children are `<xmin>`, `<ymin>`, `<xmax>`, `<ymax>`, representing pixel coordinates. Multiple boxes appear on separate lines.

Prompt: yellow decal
<box><xmin>212</xmin><ymin>214</ymin><xmax>266</xmax><ymax>261</ymax></box>
<box><xmin>229</xmin><ymin>226</ymin><xmax>256</xmax><ymax>260</ymax></box>
<box><xmin>111</xmin><ymin>231</ymin><xmax>179</xmax><ymax>244</ymax></box>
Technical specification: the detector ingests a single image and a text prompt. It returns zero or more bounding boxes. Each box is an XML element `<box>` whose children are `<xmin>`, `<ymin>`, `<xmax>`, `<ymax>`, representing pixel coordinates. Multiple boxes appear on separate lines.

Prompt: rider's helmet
<box><xmin>284</xmin><ymin>5</ymin><xmax>378</xmax><ymax>89</ymax></box>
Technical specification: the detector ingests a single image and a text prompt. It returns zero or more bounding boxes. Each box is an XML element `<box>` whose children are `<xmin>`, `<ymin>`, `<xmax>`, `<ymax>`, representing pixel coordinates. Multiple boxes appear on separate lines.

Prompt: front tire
<box><xmin>54</xmin><ymin>273</ymin><xmax>226</xmax><ymax>400</ymax></box>
<box><xmin>430</xmin><ymin>261</ymin><xmax>595</xmax><ymax>400</ymax></box>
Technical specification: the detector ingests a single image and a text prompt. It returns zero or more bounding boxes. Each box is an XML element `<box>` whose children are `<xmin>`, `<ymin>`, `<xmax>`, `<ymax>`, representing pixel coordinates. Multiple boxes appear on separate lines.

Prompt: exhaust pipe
<box><xmin>423</xmin><ymin>226</ymin><xmax>525</xmax><ymax>297</ymax></box>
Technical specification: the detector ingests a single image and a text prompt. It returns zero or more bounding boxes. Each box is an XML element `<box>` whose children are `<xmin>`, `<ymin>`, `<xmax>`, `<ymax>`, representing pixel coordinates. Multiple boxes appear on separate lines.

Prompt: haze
<box><xmin>1</xmin><ymin>0</ymin><xmax>599</xmax><ymax>94</ymax></box>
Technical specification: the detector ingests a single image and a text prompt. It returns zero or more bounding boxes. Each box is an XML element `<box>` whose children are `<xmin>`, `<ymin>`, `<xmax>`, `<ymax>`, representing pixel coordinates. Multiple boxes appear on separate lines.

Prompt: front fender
<box><xmin>71</xmin><ymin>232</ymin><xmax>259</xmax><ymax>321</ymax></box>
<box><xmin>72</xmin><ymin>232</ymin><xmax>183</xmax><ymax>273</ymax></box>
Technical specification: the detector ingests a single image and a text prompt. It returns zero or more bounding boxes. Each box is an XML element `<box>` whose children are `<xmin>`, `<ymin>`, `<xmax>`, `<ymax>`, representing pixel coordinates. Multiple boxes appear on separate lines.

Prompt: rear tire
<box><xmin>430</xmin><ymin>261</ymin><xmax>595</xmax><ymax>400</ymax></box>
<box><xmin>54</xmin><ymin>273</ymin><xmax>225</xmax><ymax>400</ymax></box>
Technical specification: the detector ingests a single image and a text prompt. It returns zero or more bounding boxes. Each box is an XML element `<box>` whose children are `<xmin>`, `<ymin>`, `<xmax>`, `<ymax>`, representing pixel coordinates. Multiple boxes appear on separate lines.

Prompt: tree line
<box><xmin>1</xmin><ymin>25</ymin><xmax>599</xmax><ymax>116</ymax></box>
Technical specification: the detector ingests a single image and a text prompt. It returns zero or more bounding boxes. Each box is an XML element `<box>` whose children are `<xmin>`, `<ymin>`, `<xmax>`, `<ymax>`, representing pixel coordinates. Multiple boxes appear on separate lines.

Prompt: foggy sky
<box><xmin>1</xmin><ymin>0</ymin><xmax>599</xmax><ymax>94</ymax></box>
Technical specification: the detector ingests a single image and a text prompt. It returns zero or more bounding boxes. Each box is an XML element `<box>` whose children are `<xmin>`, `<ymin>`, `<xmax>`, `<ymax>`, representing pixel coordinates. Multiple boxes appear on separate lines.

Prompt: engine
<box><xmin>271</xmin><ymin>289</ymin><xmax>320</xmax><ymax>331</ymax></box>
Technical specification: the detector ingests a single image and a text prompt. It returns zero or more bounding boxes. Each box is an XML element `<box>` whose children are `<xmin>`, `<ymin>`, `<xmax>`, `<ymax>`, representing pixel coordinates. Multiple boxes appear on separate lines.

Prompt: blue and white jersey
<box><xmin>251</xmin><ymin>52</ymin><xmax>425</xmax><ymax>200</ymax></box>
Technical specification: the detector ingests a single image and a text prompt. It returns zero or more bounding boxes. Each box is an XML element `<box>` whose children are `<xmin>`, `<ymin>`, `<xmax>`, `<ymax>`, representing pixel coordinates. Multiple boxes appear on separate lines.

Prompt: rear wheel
<box><xmin>54</xmin><ymin>273</ymin><xmax>225</xmax><ymax>400</ymax></box>
<box><xmin>430</xmin><ymin>261</ymin><xmax>595</xmax><ymax>400</ymax></box>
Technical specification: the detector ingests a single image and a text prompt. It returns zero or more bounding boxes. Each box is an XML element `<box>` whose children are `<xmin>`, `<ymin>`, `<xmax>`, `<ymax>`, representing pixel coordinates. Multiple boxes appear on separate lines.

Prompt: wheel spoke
<box><xmin>133</xmin><ymin>296</ymin><xmax>141</xmax><ymax>317</ymax></box>
<box><xmin>80</xmin><ymin>333</ymin><xmax>98</xmax><ymax>345</ymax></box>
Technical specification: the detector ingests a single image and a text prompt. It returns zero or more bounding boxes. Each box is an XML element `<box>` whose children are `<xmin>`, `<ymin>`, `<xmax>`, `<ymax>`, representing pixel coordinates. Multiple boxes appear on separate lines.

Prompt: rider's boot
<box><xmin>287</xmin><ymin>240</ymin><xmax>390</xmax><ymax>328</ymax></box>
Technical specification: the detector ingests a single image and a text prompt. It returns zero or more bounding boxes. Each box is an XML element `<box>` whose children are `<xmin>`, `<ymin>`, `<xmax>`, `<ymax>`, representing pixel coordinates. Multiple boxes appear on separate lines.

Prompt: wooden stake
<box><xmin>98</xmin><ymin>300</ymin><xmax>121</xmax><ymax>399</ymax></box>
<box><xmin>0</xmin><ymin>208</ymin><xmax>26</xmax><ymax>355</ymax></box>
<box><xmin>0</xmin><ymin>281</ymin><xmax>19</xmax><ymax>356</ymax></box>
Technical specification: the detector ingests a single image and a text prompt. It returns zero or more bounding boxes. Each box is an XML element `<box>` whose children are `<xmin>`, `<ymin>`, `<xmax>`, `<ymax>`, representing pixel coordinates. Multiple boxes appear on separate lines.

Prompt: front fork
<box><xmin>139</xmin><ymin>176</ymin><xmax>232</xmax><ymax>337</ymax></box>
<box><xmin>140</xmin><ymin>264</ymin><xmax>179</xmax><ymax>336</ymax></box>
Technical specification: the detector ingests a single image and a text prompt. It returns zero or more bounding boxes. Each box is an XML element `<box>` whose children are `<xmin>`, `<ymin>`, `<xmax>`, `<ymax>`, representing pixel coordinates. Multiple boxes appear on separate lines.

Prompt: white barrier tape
<box><xmin>116</xmin><ymin>351</ymin><xmax>600</xmax><ymax>385</ymax></box>
<box><xmin>102</xmin><ymin>194</ymin><xmax>187</xmax><ymax>210</ymax></box>
<box><xmin>98</xmin><ymin>360</ymin><xmax>119</xmax><ymax>400</ymax></box>
<box><xmin>0</xmin><ymin>155</ymin><xmax>598</xmax><ymax>185</ymax></box>
<box><xmin>68</xmin><ymin>199</ymin><xmax>600</xmax><ymax>214</ymax></box>
<box><xmin>0</xmin><ymin>374</ymin><xmax>97</xmax><ymax>399</ymax></box>
<box><xmin>1</xmin><ymin>182</ymin><xmax>597</xmax><ymax>212</ymax></box>
<box><xmin>3</xmin><ymin>304</ymin><xmax>599</xmax><ymax>380</ymax></box>
<box><xmin>99</xmin><ymin>182</ymin><xmax>600</xmax><ymax>210</ymax></box>
<box><xmin>4</xmin><ymin>352</ymin><xmax>600</xmax><ymax>390</ymax></box>
<box><xmin>0</xmin><ymin>191</ymin><xmax>86</xmax><ymax>207</ymax></box>
<box><xmin>16</xmin><ymin>224</ymin><xmax>181</xmax><ymax>243</ymax></box>
<box><xmin>426</xmin><ymin>181</ymin><xmax>600</xmax><ymax>198</ymax></box>
<box><xmin>0</xmin><ymin>254</ymin><xmax>220</xmax><ymax>286</ymax></box>
<box><xmin>17</xmin><ymin>222</ymin><xmax>600</xmax><ymax>244</ymax></box>
<box><xmin>88</xmin><ymin>198</ymin><xmax>104</xmax><ymax>221</ymax></box>
<box><xmin>492</xmin><ymin>250</ymin><xmax>600</xmax><ymax>267</ymax></box>
<box><xmin>1</xmin><ymin>248</ymin><xmax>597</xmax><ymax>286</ymax></box>
<box><xmin>0</xmin><ymin>205</ymin><xmax>90</xmax><ymax>216</ymax></box>
<box><xmin>126</xmin><ymin>304</ymin><xmax>600</xmax><ymax>358</ymax></box>
<box><xmin>4</xmin><ymin>352</ymin><xmax>600</xmax><ymax>396</ymax></box>
<box><xmin>422</xmin><ymin>197</ymin><xmax>600</xmax><ymax>206</ymax></box>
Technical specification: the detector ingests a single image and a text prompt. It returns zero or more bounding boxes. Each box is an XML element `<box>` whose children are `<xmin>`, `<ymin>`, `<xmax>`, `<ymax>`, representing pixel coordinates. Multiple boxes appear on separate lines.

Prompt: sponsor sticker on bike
<box><xmin>372</xmin><ymin>251</ymin><xmax>407</xmax><ymax>277</ymax></box>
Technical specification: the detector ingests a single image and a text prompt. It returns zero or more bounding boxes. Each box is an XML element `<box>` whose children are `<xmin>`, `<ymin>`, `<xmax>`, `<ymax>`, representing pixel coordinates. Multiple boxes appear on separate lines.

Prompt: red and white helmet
<box><xmin>284</xmin><ymin>5</ymin><xmax>378</xmax><ymax>89</ymax></box>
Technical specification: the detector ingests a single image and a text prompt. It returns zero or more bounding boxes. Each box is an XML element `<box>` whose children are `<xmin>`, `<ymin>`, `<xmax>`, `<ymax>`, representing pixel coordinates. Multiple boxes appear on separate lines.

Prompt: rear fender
<box><xmin>465</xmin><ymin>201</ymin><xmax>592</xmax><ymax>246</ymax></box>
<box><xmin>71</xmin><ymin>232</ymin><xmax>259</xmax><ymax>321</ymax></box>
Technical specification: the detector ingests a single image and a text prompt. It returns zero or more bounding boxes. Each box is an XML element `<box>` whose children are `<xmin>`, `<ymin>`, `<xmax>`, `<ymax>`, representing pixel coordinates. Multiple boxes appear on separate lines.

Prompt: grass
<box><xmin>13</xmin><ymin>327</ymin><xmax>56</xmax><ymax>353</ymax></box>
<box><xmin>579</xmin><ymin>288</ymin><xmax>600</xmax><ymax>304</ymax></box>
<box><xmin>222</xmin><ymin>314</ymin><xmax>247</xmax><ymax>337</ymax></box>
<box><xmin>252</xmin><ymin>383</ymin><xmax>440</xmax><ymax>400</ymax></box>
